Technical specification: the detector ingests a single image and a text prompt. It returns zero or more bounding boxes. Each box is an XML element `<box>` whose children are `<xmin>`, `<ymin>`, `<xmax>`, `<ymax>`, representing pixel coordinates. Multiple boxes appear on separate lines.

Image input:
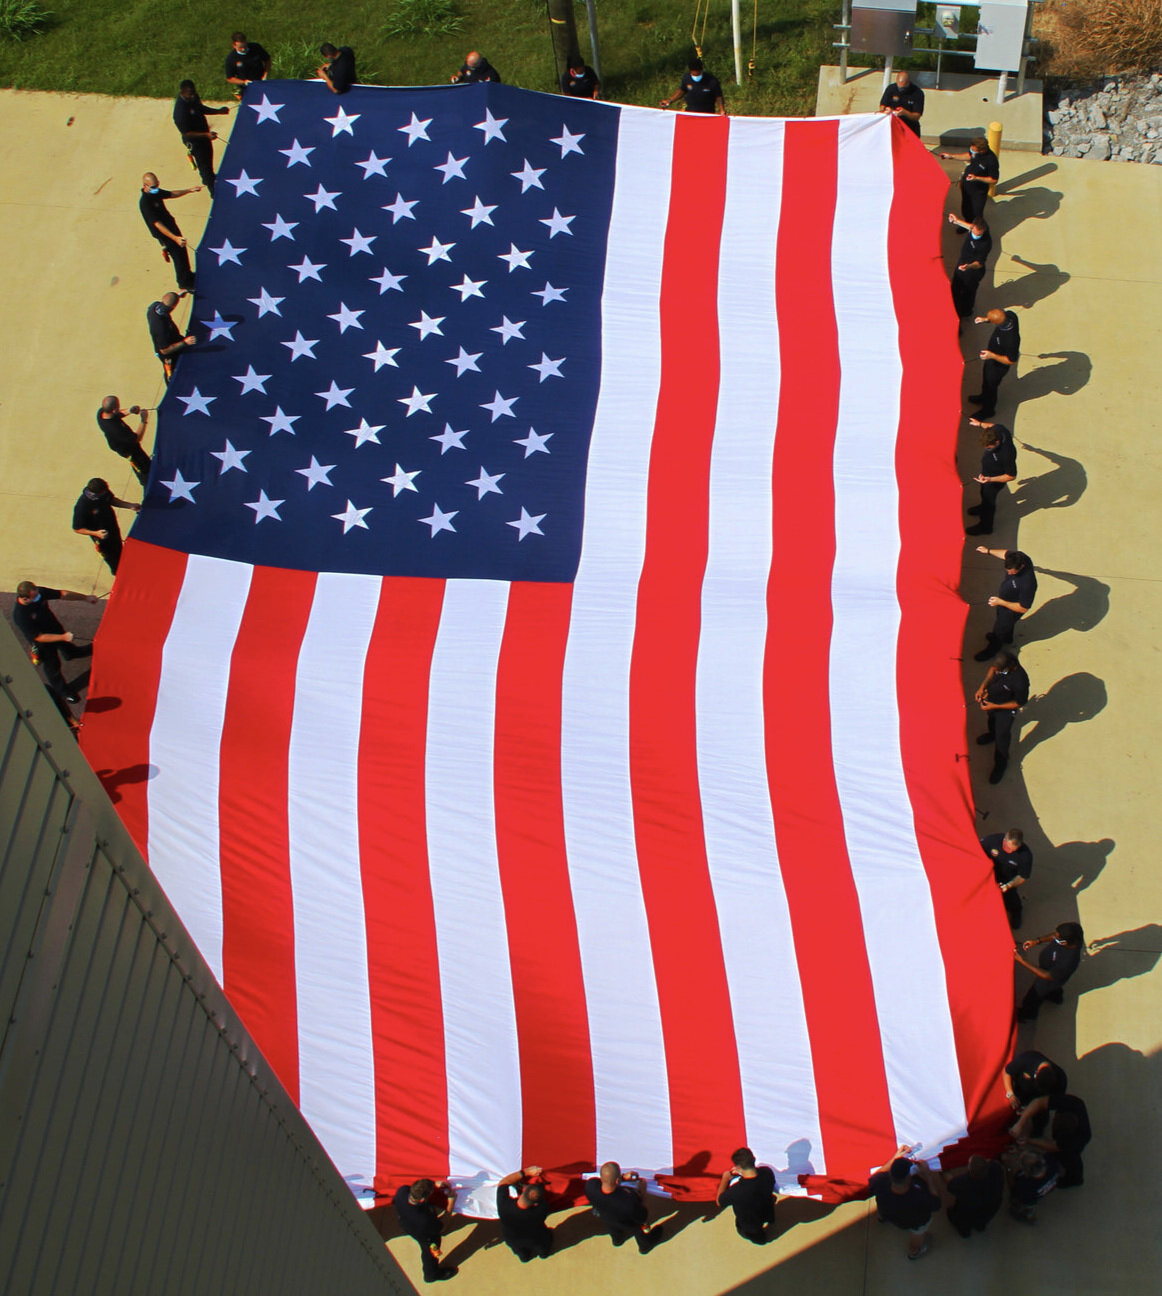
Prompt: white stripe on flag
<box><xmin>700</xmin><ymin>118</ymin><xmax>826</xmax><ymax>1181</ymax></box>
<box><xmin>287</xmin><ymin>572</ymin><xmax>378</xmax><ymax>1185</ymax></box>
<box><xmin>829</xmin><ymin>115</ymin><xmax>966</xmax><ymax>1148</ymax></box>
<box><xmin>561</xmin><ymin>107</ymin><xmax>674</xmax><ymax>1174</ymax></box>
<box><xmin>426</xmin><ymin>579</ymin><xmax>522</xmax><ymax>1181</ymax></box>
<box><xmin>148</xmin><ymin>553</ymin><xmax>251</xmax><ymax>981</ymax></box>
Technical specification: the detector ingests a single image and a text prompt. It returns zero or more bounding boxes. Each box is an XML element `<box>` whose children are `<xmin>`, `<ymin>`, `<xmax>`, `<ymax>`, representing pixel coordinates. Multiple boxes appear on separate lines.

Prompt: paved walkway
<box><xmin>1</xmin><ymin>89</ymin><xmax>1159</xmax><ymax>1294</ymax></box>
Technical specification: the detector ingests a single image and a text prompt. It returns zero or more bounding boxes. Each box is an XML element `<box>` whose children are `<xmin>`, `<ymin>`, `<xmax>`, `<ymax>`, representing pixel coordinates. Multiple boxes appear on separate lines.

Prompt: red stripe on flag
<box><xmin>493</xmin><ymin>581</ymin><xmax>596</xmax><ymax>1187</ymax></box>
<box><xmin>218</xmin><ymin>565</ymin><xmax>317</xmax><ymax>1104</ymax></box>
<box><xmin>357</xmin><ymin>577</ymin><xmax>451</xmax><ymax>1190</ymax></box>
<box><xmin>80</xmin><ymin>539</ymin><xmax>187</xmax><ymax>854</ymax></box>
<box><xmin>630</xmin><ymin>113</ymin><xmax>747</xmax><ymax>1183</ymax></box>
<box><xmin>765</xmin><ymin>120</ymin><xmax>895</xmax><ymax>1185</ymax></box>
<box><xmin>888</xmin><ymin>120</ymin><xmax>1014</xmax><ymax>1144</ymax></box>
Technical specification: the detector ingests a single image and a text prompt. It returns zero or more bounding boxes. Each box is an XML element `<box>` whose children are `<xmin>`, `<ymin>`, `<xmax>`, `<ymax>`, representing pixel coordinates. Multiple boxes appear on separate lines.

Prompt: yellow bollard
<box><xmin>987</xmin><ymin>120</ymin><xmax>1003</xmax><ymax>196</ymax></box>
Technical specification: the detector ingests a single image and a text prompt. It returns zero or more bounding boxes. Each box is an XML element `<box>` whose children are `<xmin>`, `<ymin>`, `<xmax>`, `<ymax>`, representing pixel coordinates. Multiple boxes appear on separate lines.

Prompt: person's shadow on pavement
<box><xmin>1017</xmin><ymin>672</ymin><xmax>1107</xmax><ymax>759</ymax></box>
<box><xmin>1012</xmin><ymin>442</ymin><xmax>1088</xmax><ymax>516</ymax></box>
<box><xmin>1018</xmin><ymin>567</ymin><xmax>1110</xmax><ymax>645</ymax></box>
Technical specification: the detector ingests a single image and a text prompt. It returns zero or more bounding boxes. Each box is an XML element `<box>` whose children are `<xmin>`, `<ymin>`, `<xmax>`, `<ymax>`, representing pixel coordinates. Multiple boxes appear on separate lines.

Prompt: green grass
<box><xmin>0</xmin><ymin>0</ymin><xmax>844</xmax><ymax>117</ymax></box>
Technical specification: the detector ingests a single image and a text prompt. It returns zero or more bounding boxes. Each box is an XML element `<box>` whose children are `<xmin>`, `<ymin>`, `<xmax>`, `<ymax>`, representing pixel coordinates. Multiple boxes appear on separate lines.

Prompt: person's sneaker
<box><xmin>639</xmin><ymin>1226</ymin><xmax>665</xmax><ymax>1254</ymax></box>
<box><xmin>989</xmin><ymin>760</ymin><xmax>1008</xmax><ymax>785</ymax></box>
<box><xmin>65</xmin><ymin>691</ymin><xmax>80</xmax><ymax>704</ymax></box>
<box><xmin>966</xmin><ymin>524</ymin><xmax>992</xmax><ymax>536</ymax></box>
<box><xmin>977</xmin><ymin>733</ymin><xmax>995</xmax><ymax>745</ymax></box>
<box><xmin>427</xmin><ymin>1266</ymin><xmax>458</xmax><ymax>1283</ymax></box>
<box><xmin>967</xmin><ymin>504</ymin><xmax>983</xmax><ymax>515</ymax></box>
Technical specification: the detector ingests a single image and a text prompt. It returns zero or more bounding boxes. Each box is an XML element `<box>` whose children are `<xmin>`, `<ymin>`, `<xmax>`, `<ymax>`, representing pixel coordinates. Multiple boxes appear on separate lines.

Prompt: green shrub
<box><xmin>384</xmin><ymin>0</ymin><xmax>464</xmax><ymax>39</ymax></box>
<box><xmin>269</xmin><ymin>39</ymin><xmax>325</xmax><ymax>82</ymax></box>
<box><xmin>0</xmin><ymin>0</ymin><xmax>52</xmax><ymax>41</ymax></box>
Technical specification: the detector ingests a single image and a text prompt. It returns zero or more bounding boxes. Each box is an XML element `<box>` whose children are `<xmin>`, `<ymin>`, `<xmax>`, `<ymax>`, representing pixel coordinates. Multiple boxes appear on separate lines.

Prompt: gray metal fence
<box><xmin>0</xmin><ymin>619</ymin><xmax>409</xmax><ymax>1295</ymax></box>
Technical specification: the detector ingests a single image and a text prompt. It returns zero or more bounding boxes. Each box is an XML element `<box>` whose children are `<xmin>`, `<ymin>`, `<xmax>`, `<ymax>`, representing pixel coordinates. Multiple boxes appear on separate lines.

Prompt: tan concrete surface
<box><xmin>817</xmin><ymin>64</ymin><xmax>1044</xmax><ymax>149</ymax></box>
<box><xmin>2</xmin><ymin>90</ymin><xmax>1159</xmax><ymax>1294</ymax></box>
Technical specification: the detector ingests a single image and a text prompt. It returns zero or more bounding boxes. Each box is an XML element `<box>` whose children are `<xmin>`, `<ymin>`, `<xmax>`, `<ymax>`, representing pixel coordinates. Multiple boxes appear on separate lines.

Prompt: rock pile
<box><xmin>1044</xmin><ymin>72</ymin><xmax>1162</xmax><ymax>162</ymax></box>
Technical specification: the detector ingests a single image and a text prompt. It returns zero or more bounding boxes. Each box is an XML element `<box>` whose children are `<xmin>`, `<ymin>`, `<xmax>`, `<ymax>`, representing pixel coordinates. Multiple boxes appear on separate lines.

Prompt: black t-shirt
<box><xmin>999</xmin><ymin>565</ymin><xmax>1037</xmax><ymax>612</ymax></box>
<box><xmin>1006</xmin><ymin>1050</ymin><xmax>1067</xmax><ymax>1105</ymax></box>
<box><xmin>97</xmin><ymin>409</ymin><xmax>140</xmax><ymax>457</ymax></box>
<box><xmin>140</xmin><ymin>188</ymin><xmax>179</xmax><ymax>242</ymax></box>
<box><xmin>879</xmin><ymin>82</ymin><xmax>924</xmax><ymax>134</ymax></box>
<box><xmin>987</xmin><ymin>311</ymin><xmax>1021</xmax><ymax>362</ymax></box>
<box><xmin>947</xmin><ymin>1160</ymin><xmax>1004</xmax><ymax>1220</ymax></box>
<box><xmin>1048</xmin><ymin>1093</ymin><xmax>1091</xmax><ymax>1152</ymax></box>
<box><xmin>984</xmin><ymin>661</ymin><xmax>1029</xmax><ymax>707</ymax></box>
<box><xmin>496</xmin><ymin>1186</ymin><xmax>550</xmax><ymax>1245</ymax></box>
<box><xmin>392</xmin><ymin>1185</ymin><xmax>442</xmax><ymax>1246</ymax></box>
<box><xmin>172</xmin><ymin>95</ymin><xmax>224</xmax><ymax>138</ymax></box>
<box><xmin>12</xmin><ymin>589</ymin><xmax>65</xmax><ymax>644</ymax></box>
<box><xmin>870</xmin><ymin>1171</ymin><xmax>939</xmax><ymax>1228</ymax></box>
<box><xmin>148</xmin><ymin>302</ymin><xmax>182</xmax><ymax>356</ymax></box>
<box><xmin>720</xmin><ymin>1166</ymin><xmax>776</xmax><ymax>1230</ymax></box>
<box><xmin>454</xmin><ymin>57</ymin><xmax>501</xmax><ymax>84</ymax></box>
<box><xmin>73</xmin><ymin>491</ymin><xmax>121</xmax><ymax>539</ymax></box>
<box><xmin>325</xmin><ymin>47</ymin><xmax>357</xmax><ymax>93</ymax></box>
<box><xmin>1038</xmin><ymin>939</ymin><xmax>1081</xmax><ymax>985</ymax></box>
<box><xmin>224</xmin><ymin>43</ymin><xmax>269</xmax><ymax>83</ymax></box>
<box><xmin>981</xmin><ymin>426</ymin><xmax>1017</xmax><ymax>479</ymax></box>
<box><xmin>964</xmin><ymin>147</ymin><xmax>999</xmax><ymax>183</ymax></box>
<box><xmin>681</xmin><ymin>71</ymin><xmax>723</xmax><ymax>112</ymax></box>
<box><xmin>981</xmin><ymin>834</ymin><xmax>1033</xmax><ymax>886</ymax></box>
<box><xmin>958</xmin><ymin>226</ymin><xmax>992</xmax><ymax>269</ymax></box>
<box><xmin>583</xmin><ymin>1180</ymin><xmax>647</xmax><ymax>1228</ymax></box>
<box><xmin>561</xmin><ymin>66</ymin><xmax>599</xmax><ymax>97</ymax></box>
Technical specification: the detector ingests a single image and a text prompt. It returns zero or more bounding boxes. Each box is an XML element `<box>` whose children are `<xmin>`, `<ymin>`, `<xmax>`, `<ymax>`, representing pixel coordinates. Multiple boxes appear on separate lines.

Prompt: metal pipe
<box><xmin>731</xmin><ymin>0</ymin><xmax>742</xmax><ymax>85</ymax></box>
<box><xmin>585</xmin><ymin>0</ymin><xmax>601</xmax><ymax>83</ymax></box>
<box><xmin>996</xmin><ymin>70</ymin><xmax>1008</xmax><ymax>103</ymax></box>
<box><xmin>883</xmin><ymin>54</ymin><xmax>893</xmax><ymax>92</ymax></box>
<box><xmin>840</xmin><ymin>0</ymin><xmax>851</xmax><ymax>82</ymax></box>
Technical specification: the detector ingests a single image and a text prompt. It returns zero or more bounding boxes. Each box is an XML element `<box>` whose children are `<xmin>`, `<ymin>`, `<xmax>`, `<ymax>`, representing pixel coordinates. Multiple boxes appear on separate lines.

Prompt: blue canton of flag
<box><xmin>135</xmin><ymin>82</ymin><xmax>619</xmax><ymax>581</ymax></box>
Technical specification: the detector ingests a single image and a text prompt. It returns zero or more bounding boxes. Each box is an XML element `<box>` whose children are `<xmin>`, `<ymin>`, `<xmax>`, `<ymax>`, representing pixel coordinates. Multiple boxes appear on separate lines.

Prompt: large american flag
<box><xmin>83</xmin><ymin>81</ymin><xmax>1013</xmax><ymax>1212</ymax></box>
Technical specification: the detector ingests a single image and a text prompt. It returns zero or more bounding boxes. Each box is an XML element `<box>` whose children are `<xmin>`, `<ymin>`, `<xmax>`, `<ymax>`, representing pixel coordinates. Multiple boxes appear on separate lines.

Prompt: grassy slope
<box><xmin>0</xmin><ymin>0</ymin><xmax>840</xmax><ymax>116</ymax></box>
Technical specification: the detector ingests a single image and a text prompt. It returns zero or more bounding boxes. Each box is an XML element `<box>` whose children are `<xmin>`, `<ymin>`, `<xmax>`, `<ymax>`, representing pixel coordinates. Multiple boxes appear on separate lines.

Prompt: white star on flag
<box><xmin>461</xmin><ymin>196</ymin><xmax>498</xmax><ymax>229</ymax></box>
<box><xmin>177</xmin><ymin>387</ymin><xmax>216</xmax><ymax>416</ymax></box>
<box><xmin>431</xmin><ymin>424</ymin><xmax>468</xmax><ymax>453</ymax></box>
<box><xmin>203</xmin><ymin>310</ymin><xmax>236</xmax><ymax>340</ymax></box>
<box><xmin>325</xmin><ymin>106</ymin><xmax>361</xmax><ymax>137</ymax></box>
<box><xmin>540</xmin><ymin>208</ymin><xmax>575</xmax><ymax>238</ymax></box>
<box><xmin>247</xmin><ymin>287</ymin><xmax>284</xmax><ymax>318</ymax></box>
<box><xmin>340</xmin><ymin>228</ymin><xmax>377</xmax><ymax>256</ymax></box>
<box><xmin>327</xmin><ymin>303</ymin><xmax>365</xmax><ymax>332</ymax></box>
<box><xmin>481</xmin><ymin>391</ymin><xmax>519</xmax><ymax>421</ymax></box>
<box><xmin>409</xmin><ymin>311</ymin><xmax>445</xmax><ymax>340</ymax></box>
<box><xmin>419</xmin><ymin>236</ymin><xmax>455</xmax><ymax>265</ymax></box>
<box><xmin>508</xmin><ymin>507</ymin><xmax>547</xmax><ymax>540</ymax></box>
<box><xmin>210</xmin><ymin>441</ymin><xmax>250</xmax><ymax>474</ymax></box>
<box><xmin>261</xmin><ymin>406</ymin><xmax>300</xmax><ymax>436</ymax></box>
<box><xmin>419</xmin><ymin>503</ymin><xmax>458</xmax><ymax>535</ymax></box>
<box><xmin>245</xmin><ymin>490</ymin><xmax>284</xmax><ymax>523</ymax></box>
<box><xmin>209</xmin><ymin>238</ymin><xmax>246</xmax><ymax>265</ymax></box>
<box><xmin>510</xmin><ymin>159</ymin><xmax>546</xmax><ymax>193</ymax></box>
<box><xmin>398</xmin><ymin>386</ymin><xmax>436</xmax><ymax>416</ymax></box>
<box><xmin>363</xmin><ymin>341</ymin><xmax>400</xmax><ymax>371</ymax></box>
<box><xmin>316</xmin><ymin>381</ymin><xmax>354</xmax><ymax>410</ymax></box>
<box><xmin>249</xmin><ymin>95</ymin><xmax>283</xmax><ymax>123</ymax></box>
<box><xmin>515</xmin><ymin>427</ymin><xmax>553</xmax><ymax>456</ymax></box>
<box><xmin>398</xmin><ymin>112</ymin><xmax>433</xmax><ymax>146</ymax></box>
<box><xmin>262</xmin><ymin>214</ymin><xmax>298</xmax><ymax>241</ymax></box>
<box><xmin>528</xmin><ymin>353</ymin><xmax>565</xmax><ymax>382</ymax></box>
<box><xmin>434</xmin><ymin>152</ymin><xmax>469</xmax><ymax>183</ymax></box>
<box><xmin>451</xmin><ymin>275</ymin><xmax>486</xmax><ymax>302</ymax></box>
<box><xmin>281</xmin><ymin>331</ymin><xmax>319</xmax><ymax>361</ymax></box>
<box><xmin>233</xmin><ymin>365</ymin><xmax>271</xmax><ymax>394</ymax></box>
<box><xmin>279</xmin><ymin>138</ymin><xmax>314</xmax><ymax>167</ymax></box>
<box><xmin>370</xmin><ymin>266</ymin><xmax>407</xmax><ymax>294</ymax></box>
<box><xmin>355</xmin><ymin>150</ymin><xmax>391</xmax><ymax>179</ymax></box>
<box><xmin>383</xmin><ymin>193</ymin><xmax>419</xmax><ymax>223</ymax></box>
<box><xmin>531</xmin><ymin>281</ymin><xmax>568</xmax><ymax>305</ymax></box>
<box><xmin>342</xmin><ymin>418</ymin><xmax>385</xmax><ymax>447</ymax></box>
<box><xmin>446</xmin><ymin>347</ymin><xmax>482</xmax><ymax>376</ymax></box>
<box><xmin>332</xmin><ymin>500</ymin><xmax>372</xmax><ymax>532</ymax></box>
<box><xmin>289</xmin><ymin>256</ymin><xmax>325</xmax><ymax>283</ymax></box>
<box><xmin>491</xmin><ymin>317</ymin><xmax>526</xmax><ymax>345</ymax></box>
<box><xmin>160</xmin><ymin>469</ymin><xmax>199</xmax><ymax>502</ymax></box>
<box><xmin>381</xmin><ymin>463</ymin><xmax>422</xmax><ymax>496</ymax></box>
<box><xmin>296</xmin><ymin>457</ymin><xmax>335</xmax><ymax>490</ymax></box>
<box><xmin>466</xmin><ymin>467</ymin><xmax>505</xmax><ymax>499</ymax></box>
<box><xmin>305</xmin><ymin>184</ymin><xmax>340</xmax><ymax>212</ymax></box>
<box><xmin>550</xmin><ymin>123</ymin><xmax>586</xmax><ymax>157</ymax></box>
<box><xmin>226</xmin><ymin>170</ymin><xmax>263</xmax><ymax>197</ymax></box>
<box><xmin>474</xmin><ymin>109</ymin><xmax>508</xmax><ymax>144</ymax></box>
<box><xmin>498</xmin><ymin>244</ymin><xmax>533</xmax><ymax>272</ymax></box>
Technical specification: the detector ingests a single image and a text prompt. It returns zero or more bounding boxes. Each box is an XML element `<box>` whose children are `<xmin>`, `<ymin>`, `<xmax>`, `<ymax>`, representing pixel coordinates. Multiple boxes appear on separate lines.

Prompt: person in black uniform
<box><xmin>966</xmin><ymin>420</ymin><xmax>1017</xmax><ymax>536</ymax></box>
<box><xmin>583</xmin><ymin>1162</ymin><xmax>664</xmax><ymax>1252</ymax></box>
<box><xmin>980</xmin><ymin>828</ymin><xmax>1033</xmax><ymax>928</ymax></box>
<box><xmin>878</xmin><ymin>69</ymin><xmax>924</xmax><ymax>137</ymax></box>
<box><xmin>1008</xmin><ymin>1147</ymin><xmax>1058</xmax><ymax>1223</ymax></box>
<box><xmin>561</xmin><ymin>60</ymin><xmax>600</xmax><ymax>99</ymax></box>
<box><xmin>224</xmin><ymin>32</ymin><xmax>270</xmax><ymax>97</ymax></box>
<box><xmin>716</xmin><ymin>1147</ymin><xmax>777</xmax><ymax>1245</ymax></box>
<box><xmin>868</xmin><ymin>1148</ymin><xmax>941</xmax><ymax>1260</ymax></box>
<box><xmin>450</xmin><ymin>50</ymin><xmax>502</xmax><ymax>84</ymax></box>
<box><xmin>1013</xmin><ymin>1093</ymin><xmax>1091</xmax><ymax>1187</ymax></box>
<box><xmin>974</xmin><ymin>547</ymin><xmax>1037</xmax><ymax>661</ymax></box>
<box><xmin>139</xmin><ymin>172</ymin><xmax>201</xmax><ymax>292</ymax></box>
<box><xmin>97</xmin><ymin>396</ymin><xmax>152</xmax><ymax>488</ymax></box>
<box><xmin>1014</xmin><ymin>922</ymin><xmax>1084</xmax><ymax>1021</ymax></box>
<box><xmin>391</xmin><ymin>1178</ymin><xmax>458</xmax><ymax>1283</ymax></box>
<box><xmin>147</xmin><ymin>293</ymin><xmax>195</xmax><ymax>382</ymax></box>
<box><xmin>660</xmin><ymin>57</ymin><xmax>725</xmax><ymax>114</ymax></box>
<box><xmin>496</xmin><ymin>1166</ymin><xmax>553</xmax><ymax>1262</ymax></box>
<box><xmin>947</xmin><ymin>212</ymin><xmax>992</xmax><ymax>319</ymax></box>
<box><xmin>12</xmin><ymin>580</ymin><xmax>99</xmax><ymax>707</ymax></box>
<box><xmin>72</xmin><ymin>478</ymin><xmax>139</xmax><ymax>577</ymax></box>
<box><xmin>318</xmin><ymin>43</ymin><xmax>357</xmax><ymax>93</ymax></box>
<box><xmin>973</xmin><ymin>649</ymin><xmax>1029</xmax><ymax>784</ymax></box>
<box><xmin>1004</xmin><ymin>1050</ymin><xmax>1068</xmax><ymax>1115</ymax></box>
<box><xmin>944</xmin><ymin>1156</ymin><xmax>1005</xmax><ymax>1237</ymax></box>
<box><xmin>173</xmin><ymin>80</ymin><xmax>229</xmax><ymax>196</ymax></box>
<box><xmin>969</xmin><ymin>307</ymin><xmax>1020</xmax><ymax>418</ymax></box>
<box><xmin>940</xmin><ymin>137</ymin><xmax>999</xmax><ymax>222</ymax></box>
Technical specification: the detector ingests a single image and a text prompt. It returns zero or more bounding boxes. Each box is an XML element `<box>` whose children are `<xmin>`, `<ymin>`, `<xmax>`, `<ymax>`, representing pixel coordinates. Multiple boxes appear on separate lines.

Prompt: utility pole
<box><xmin>585</xmin><ymin>0</ymin><xmax>602</xmax><ymax>82</ymax></box>
<box><xmin>547</xmin><ymin>0</ymin><xmax>583</xmax><ymax>85</ymax></box>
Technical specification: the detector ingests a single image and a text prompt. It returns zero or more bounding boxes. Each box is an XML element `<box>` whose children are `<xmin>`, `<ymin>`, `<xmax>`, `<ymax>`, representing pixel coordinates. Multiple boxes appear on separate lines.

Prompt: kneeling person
<box><xmin>584</xmin><ymin>1162</ymin><xmax>663</xmax><ymax>1253</ymax></box>
<box><xmin>716</xmin><ymin>1147</ymin><xmax>777</xmax><ymax>1245</ymax></box>
<box><xmin>497</xmin><ymin>1166</ymin><xmax>553</xmax><ymax>1263</ymax></box>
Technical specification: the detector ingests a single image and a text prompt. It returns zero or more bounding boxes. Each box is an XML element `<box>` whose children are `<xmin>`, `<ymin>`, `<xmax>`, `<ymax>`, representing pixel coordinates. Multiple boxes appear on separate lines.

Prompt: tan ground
<box><xmin>1</xmin><ymin>88</ymin><xmax>1158</xmax><ymax>1294</ymax></box>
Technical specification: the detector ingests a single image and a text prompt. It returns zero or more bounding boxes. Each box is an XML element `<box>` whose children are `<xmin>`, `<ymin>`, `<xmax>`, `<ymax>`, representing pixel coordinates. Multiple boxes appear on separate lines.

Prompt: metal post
<box><xmin>840</xmin><ymin>0</ymin><xmax>850</xmax><ymax>81</ymax></box>
<box><xmin>1017</xmin><ymin>56</ymin><xmax>1026</xmax><ymax>97</ymax></box>
<box><xmin>883</xmin><ymin>55</ymin><xmax>893</xmax><ymax>92</ymax></box>
<box><xmin>995</xmin><ymin>70</ymin><xmax>1008</xmax><ymax>104</ymax></box>
<box><xmin>585</xmin><ymin>0</ymin><xmax>602</xmax><ymax>83</ymax></box>
<box><xmin>731</xmin><ymin>0</ymin><xmax>743</xmax><ymax>85</ymax></box>
<box><xmin>987</xmin><ymin>120</ymin><xmax>1003</xmax><ymax>195</ymax></box>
